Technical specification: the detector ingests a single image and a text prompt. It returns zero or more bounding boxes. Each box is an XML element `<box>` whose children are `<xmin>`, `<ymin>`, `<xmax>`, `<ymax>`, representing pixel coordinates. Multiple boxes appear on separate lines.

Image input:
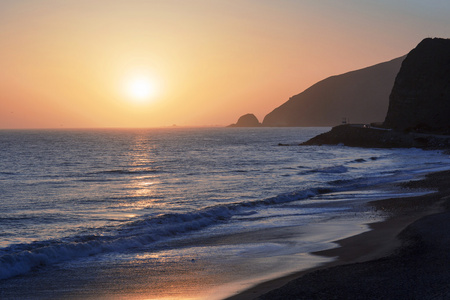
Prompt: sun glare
<box><xmin>124</xmin><ymin>75</ymin><xmax>159</xmax><ymax>103</ymax></box>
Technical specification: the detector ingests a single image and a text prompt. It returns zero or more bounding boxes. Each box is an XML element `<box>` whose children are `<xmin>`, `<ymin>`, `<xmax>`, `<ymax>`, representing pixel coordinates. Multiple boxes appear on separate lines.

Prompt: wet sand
<box><xmin>227</xmin><ymin>170</ymin><xmax>450</xmax><ymax>300</ymax></box>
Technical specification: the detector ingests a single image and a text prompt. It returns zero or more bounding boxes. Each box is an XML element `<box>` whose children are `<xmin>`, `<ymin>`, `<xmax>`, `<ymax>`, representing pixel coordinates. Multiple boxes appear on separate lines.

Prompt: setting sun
<box><xmin>124</xmin><ymin>75</ymin><xmax>159</xmax><ymax>103</ymax></box>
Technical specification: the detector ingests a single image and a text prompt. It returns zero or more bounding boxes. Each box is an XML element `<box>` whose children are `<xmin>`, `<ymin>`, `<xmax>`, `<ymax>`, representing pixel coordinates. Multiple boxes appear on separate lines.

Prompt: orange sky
<box><xmin>1</xmin><ymin>0</ymin><xmax>450</xmax><ymax>128</ymax></box>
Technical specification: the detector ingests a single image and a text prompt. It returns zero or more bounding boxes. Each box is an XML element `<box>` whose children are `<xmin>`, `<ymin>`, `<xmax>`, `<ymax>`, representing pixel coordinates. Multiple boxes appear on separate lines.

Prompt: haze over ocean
<box><xmin>1</xmin><ymin>127</ymin><xmax>449</xmax><ymax>299</ymax></box>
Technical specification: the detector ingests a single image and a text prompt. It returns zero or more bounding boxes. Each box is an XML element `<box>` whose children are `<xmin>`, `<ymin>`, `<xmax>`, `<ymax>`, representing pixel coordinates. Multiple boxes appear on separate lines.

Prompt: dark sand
<box><xmin>227</xmin><ymin>170</ymin><xmax>450</xmax><ymax>300</ymax></box>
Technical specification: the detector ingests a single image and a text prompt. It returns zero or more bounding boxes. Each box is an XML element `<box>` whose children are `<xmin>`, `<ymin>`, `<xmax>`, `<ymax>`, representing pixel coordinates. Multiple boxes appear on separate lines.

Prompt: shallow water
<box><xmin>1</xmin><ymin>127</ymin><xmax>449</xmax><ymax>299</ymax></box>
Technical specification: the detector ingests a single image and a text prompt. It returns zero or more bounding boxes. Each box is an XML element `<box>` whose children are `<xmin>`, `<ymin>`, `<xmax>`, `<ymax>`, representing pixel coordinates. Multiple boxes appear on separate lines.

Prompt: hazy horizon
<box><xmin>2</xmin><ymin>0</ymin><xmax>450</xmax><ymax>129</ymax></box>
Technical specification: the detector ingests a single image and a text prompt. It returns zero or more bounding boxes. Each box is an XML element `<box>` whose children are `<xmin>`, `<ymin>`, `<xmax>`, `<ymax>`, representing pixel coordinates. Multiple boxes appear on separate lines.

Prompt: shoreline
<box><xmin>226</xmin><ymin>170</ymin><xmax>450</xmax><ymax>300</ymax></box>
<box><xmin>301</xmin><ymin>124</ymin><xmax>450</xmax><ymax>149</ymax></box>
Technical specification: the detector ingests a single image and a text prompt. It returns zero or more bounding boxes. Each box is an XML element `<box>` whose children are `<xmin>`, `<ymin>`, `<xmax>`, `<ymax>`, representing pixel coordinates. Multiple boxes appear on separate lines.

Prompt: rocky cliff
<box><xmin>262</xmin><ymin>56</ymin><xmax>405</xmax><ymax>126</ymax></box>
<box><xmin>383</xmin><ymin>38</ymin><xmax>450</xmax><ymax>133</ymax></box>
<box><xmin>302</xmin><ymin>37</ymin><xmax>450</xmax><ymax>149</ymax></box>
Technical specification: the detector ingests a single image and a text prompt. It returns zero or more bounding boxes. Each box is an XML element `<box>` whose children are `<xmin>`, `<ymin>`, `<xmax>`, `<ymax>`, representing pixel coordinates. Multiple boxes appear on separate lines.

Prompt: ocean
<box><xmin>1</xmin><ymin>127</ymin><xmax>449</xmax><ymax>299</ymax></box>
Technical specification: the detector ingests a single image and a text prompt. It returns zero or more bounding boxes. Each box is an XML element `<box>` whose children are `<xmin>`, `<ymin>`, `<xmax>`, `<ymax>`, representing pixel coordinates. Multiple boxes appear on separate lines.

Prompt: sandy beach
<box><xmin>227</xmin><ymin>170</ymin><xmax>450</xmax><ymax>300</ymax></box>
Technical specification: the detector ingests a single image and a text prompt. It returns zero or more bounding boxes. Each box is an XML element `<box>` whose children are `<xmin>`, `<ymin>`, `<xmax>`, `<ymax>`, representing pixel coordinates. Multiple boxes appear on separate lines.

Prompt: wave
<box><xmin>298</xmin><ymin>155</ymin><xmax>383</xmax><ymax>176</ymax></box>
<box><xmin>353</xmin><ymin>158</ymin><xmax>366</xmax><ymax>163</ymax></box>
<box><xmin>0</xmin><ymin>164</ymin><xmax>414</xmax><ymax>281</ymax></box>
<box><xmin>0</xmin><ymin>205</ymin><xmax>237</xmax><ymax>280</ymax></box>
<box><xmin>0</xmin><ymin>171</ymin><xmax>16</xmax><ymax>176</ymax></box>
<box><xmin>76</xmin><ymin>168</ymin><xmax>161</xmax><ymax>182</ymax></box>
<box><xmin>307</xmin><ymin>165</ymin><xmax>348</xmax><ymax>174</ymax></box>
<box><xmin>0</xmin><ymin>181</ymin><xmax>350</xmax><ymax>280</ymax></box>
<box><xmin>88</xmin><ymin>168</ymin><xmax>161</xmax><ymax>176</ymax></box>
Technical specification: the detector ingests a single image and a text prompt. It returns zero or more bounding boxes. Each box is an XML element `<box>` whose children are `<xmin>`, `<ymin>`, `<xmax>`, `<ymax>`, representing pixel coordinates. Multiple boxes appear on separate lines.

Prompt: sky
<box><xmin>1</xmin><ymin>0</ymin><xmax>450</xmax><ymax>129</ymax></box>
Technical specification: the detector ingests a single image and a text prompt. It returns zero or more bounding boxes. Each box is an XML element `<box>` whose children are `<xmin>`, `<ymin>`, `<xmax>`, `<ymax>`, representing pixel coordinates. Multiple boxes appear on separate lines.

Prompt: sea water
<box><xmin>1</xmin><ymin>127</ymin><xmax>449</xmax><ymax>299</ymax></box>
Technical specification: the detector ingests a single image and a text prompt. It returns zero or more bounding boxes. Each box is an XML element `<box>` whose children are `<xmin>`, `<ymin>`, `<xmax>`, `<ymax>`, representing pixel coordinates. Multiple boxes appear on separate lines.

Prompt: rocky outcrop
<box><xmin>302</xmin><ymin>37</ymin><xmax>450</xmax><ymax>149</ymax></box>
<box><xmin>262</xmin><ymin>56</ymin><xmax>405</xmax><ymax>126</ymax></box>
<box><xmin>228</xmin><ymin>113</ymin><xmax>261</xmax><ymax>127</ymax></box>
<box><xmin>300</xmin><ymin>125</ymin><xmax>450</xmax><ymax>149</ymax></box>
<box><xmin>383</xmin><ymin>38</ymin><xmax>450</xmax><ymax>133</ymax></box>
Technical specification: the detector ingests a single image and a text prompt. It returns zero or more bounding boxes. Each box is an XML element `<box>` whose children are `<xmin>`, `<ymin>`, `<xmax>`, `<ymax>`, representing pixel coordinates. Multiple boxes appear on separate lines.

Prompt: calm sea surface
<box><xmin>1</xmin><ymin>127</ymin><xmax>449</xmax><ymax>299</ymax></box>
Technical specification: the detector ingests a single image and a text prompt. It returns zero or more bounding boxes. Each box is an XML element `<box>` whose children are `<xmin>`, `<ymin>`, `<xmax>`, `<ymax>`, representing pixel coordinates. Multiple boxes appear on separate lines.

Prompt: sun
<box><xmin>124</xmin><ymin>75</ymin><xmax>159</xmax><ymax>103</ymax></box>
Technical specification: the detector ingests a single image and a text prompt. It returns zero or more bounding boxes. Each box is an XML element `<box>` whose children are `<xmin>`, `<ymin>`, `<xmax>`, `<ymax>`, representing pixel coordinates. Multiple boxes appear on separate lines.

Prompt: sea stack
<box><xmin>383</xmin><ymin>38</ymin><xmax>450</xmax><ymax>133</ymax></box>
<box><xmin>228</xmin><ymin>113</ymin><xmax>261</xmax><ymax>127</ymax></box>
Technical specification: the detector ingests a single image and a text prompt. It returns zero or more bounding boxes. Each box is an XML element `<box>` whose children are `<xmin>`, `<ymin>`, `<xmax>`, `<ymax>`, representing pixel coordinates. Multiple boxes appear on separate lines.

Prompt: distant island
<box><xmin>302</xmin><ymin>37</ymin><xmax>450</xmax><ymax>149</ymax></box>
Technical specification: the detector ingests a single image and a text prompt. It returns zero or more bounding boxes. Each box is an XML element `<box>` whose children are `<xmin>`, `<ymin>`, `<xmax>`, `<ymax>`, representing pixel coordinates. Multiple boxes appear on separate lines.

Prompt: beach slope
<box><xmin>228</xmin><ymin>170</ymin><xmax>450</xmax><ymax>300</ymax></box>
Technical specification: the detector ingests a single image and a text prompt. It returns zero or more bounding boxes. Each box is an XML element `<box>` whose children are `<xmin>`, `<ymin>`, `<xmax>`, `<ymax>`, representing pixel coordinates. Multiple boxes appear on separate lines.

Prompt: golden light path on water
<box><xmin>98</xmin><ymin>134</ymin><xmax>335</xmax><ymax>300</ymax></box>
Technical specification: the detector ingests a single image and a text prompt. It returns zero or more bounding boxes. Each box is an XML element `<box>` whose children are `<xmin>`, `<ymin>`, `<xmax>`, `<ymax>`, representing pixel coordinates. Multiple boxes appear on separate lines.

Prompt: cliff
<box><xmin>302</xmin><ymin>38</ymin><xmax>450</xmax><ymax>149</ymax></box>
<box><xmin>228</xmin><ymin>113</ymin><xmax>261</xmax><ymax>127</ymax></box>
<box><xmin>383</xmin><ymin>38</ymin><xmax>450</xmax><ymax>133</ymax></box>
<box><xmin>262</xmin><ymin>56</ymin><xmax>405</xmax><ymax>126</ymax></box>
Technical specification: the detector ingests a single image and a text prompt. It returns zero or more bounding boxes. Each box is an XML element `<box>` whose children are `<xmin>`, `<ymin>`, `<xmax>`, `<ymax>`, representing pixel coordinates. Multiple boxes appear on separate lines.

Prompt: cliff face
<box><xmin>228</xmin><ymin>113</ymin><xmax>261</xmax><ymax>127</ymax></box>
<box><xmin>262</xmin><ymin>56</ymin><xmax>405</xmax><ymax>127</ymax></box>
<box><xmin>302</xmin><ymin>37</ymin><xmax>450</xmax><ymax>149</ymax></box>
<box><xmin>384</xmin><ymin>38</ymin><xmax>450</xmax><ymax>132</ymax></box>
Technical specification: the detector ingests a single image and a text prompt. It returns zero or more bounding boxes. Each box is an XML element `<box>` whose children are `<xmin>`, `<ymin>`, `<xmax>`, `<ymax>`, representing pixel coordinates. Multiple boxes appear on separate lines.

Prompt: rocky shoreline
<box><xmin>300</xmin><ymin>124</ymin><xmax>450</xmax><ymax>149</ymax></box>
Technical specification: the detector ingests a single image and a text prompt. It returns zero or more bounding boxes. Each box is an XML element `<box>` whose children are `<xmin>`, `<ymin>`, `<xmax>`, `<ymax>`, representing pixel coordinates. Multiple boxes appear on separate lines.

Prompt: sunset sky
<box><xmin>1</xmin><ymin>0</ymin><xmax>449</xmax><ymax>129</ymax></box>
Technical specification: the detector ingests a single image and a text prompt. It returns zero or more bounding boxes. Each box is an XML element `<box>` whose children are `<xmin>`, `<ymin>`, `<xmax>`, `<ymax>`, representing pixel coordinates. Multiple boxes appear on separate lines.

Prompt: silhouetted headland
<box><xmin>384</xmin><ymin>38</ymin><xmax>450</xmax><ymax>132</ymax></box>
<box><xmin>302</xmin><ymin>38</ymin><xmax>450</xmax><ymax>149</ymax></box>
<box><xmin>262</xmin><ymin>56</ymin><xmax>405</xmax><ymax>127</ymax></box>
<box><xmin>229</xmin><ymin>56</ymin><xmax>404</xmax><ymax>128</ymax></box>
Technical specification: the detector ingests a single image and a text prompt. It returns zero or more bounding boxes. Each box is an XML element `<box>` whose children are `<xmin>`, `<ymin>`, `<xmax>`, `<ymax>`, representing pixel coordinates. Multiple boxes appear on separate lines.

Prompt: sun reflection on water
<box><xmin>118</xmin><ymin>134</ymin><xmax>166</xmax><ymax>213</ymax></box>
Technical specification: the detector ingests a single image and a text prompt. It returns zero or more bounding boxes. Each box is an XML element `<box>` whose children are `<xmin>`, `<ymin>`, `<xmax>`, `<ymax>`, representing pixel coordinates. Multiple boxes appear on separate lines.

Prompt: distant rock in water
<box><xmin>383</xmin><ymin>38</ymin><xmax>450</xmax><ymax>133</ymax></box>
<box><xmin>228</xmin><ymin>113</ymin><xmax>261</xmax><ymax>127</ymax></box>
<box><xmin>262</xmin><ymin>56</ymin><xmax>405</xmax><ymax>126</ymax></box>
